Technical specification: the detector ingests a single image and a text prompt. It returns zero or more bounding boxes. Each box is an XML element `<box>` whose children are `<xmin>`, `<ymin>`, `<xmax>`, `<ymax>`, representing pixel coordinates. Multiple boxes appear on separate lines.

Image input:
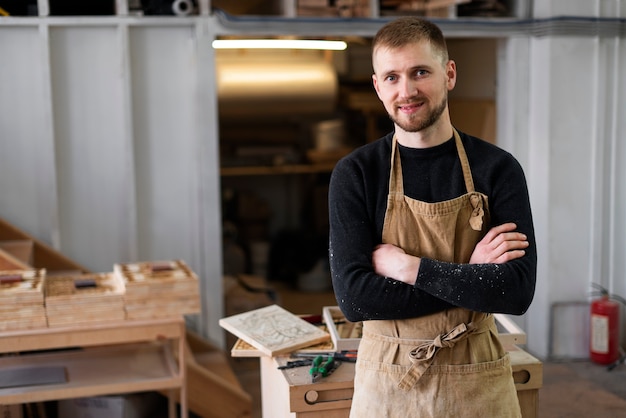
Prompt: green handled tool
<box><xmin>309</xmin><ymin>355</ymin><xmax>339</xmax><ymax>383</ymax></box>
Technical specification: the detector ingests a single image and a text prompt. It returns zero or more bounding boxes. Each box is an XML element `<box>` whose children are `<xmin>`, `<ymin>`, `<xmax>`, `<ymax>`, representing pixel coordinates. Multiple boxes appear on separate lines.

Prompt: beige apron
<box><xmin>349</xmin><ymin>130</ymin><xmax>521</xmax><ymax>418</ymax></box>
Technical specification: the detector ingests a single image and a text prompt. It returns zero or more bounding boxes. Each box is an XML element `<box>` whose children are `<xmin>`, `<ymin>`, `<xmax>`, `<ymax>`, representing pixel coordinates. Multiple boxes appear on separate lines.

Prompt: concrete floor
<box><xmin>539</xmin><ymin>360</ymin><xmax>626</xmax><ymax>418</ymax></box>
<box><xmin>230</xmin><ymin>283</ymin><xmax>626</xmax><ymax>418</ymax></box>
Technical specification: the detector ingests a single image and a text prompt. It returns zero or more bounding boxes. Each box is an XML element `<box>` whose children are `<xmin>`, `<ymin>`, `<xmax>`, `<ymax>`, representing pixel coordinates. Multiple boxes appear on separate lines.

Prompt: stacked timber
<box><xmin>380</xmin><ymin>0</ymin><xmax>470</xmax><ymax>17</ymax></box>
<box><xmin>297</xmin><ymin>0</ymin><xmax>371</xmax><ymax>17</ymax></box>
<box><xmin>44</xmin><ymin>273</ymin><xmax>125</xmax><ymax>327</ymax></box>
<box><xmin>0</xmin><ymin>269</ymin><xmax>47</xmax><ymax>330</ymax></box>
<box><xmin>114</xmin><ymin>260</ymin><xmax>200</xmax><ymax>320</ymax></box>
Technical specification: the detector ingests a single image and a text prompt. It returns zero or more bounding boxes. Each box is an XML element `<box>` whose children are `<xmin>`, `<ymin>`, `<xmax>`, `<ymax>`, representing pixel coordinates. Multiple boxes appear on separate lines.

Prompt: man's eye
<box><xmin>385</xmin><ymin>75</ymin><xmax>397</xmax><ymax>82</ymax></box>
<box><xmin>416</xmin><ymin>70</ymin><xmax>429</xmax><ymax>77</ymax></box>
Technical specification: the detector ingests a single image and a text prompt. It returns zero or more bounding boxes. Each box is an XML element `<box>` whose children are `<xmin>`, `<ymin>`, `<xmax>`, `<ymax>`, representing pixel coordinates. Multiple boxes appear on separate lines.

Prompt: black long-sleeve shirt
<box><xmin>328</xmin><ymin>130</ymin><xmax>537</xmax><ymax>323</ymax></box>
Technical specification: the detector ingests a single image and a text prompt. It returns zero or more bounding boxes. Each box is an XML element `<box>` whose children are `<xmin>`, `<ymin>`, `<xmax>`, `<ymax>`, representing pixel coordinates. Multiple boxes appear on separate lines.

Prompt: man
<box><xmin>328</xmin><ymin>17</ymin><xmax>536</xmax><ymax>417</ymax></box>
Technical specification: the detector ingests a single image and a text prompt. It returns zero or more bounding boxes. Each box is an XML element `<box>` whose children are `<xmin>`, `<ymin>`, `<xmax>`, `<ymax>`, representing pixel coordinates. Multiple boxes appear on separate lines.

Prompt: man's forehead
<box><xmin>372</xmin><ymin>41</ymin><xmax>438</xmax><ymax>72</ymax></box>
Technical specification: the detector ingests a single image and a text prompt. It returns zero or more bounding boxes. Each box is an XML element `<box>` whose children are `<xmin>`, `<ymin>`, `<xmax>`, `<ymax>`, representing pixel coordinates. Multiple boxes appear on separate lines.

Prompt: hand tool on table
<box><xmin>277</xmin><ymin>359</ymin><xmax>313</xmax><ymax>370</ymax></box>
<box><xmin>294</xmin><ymin>350</ymin><xmax>358</xmax><ymax>363</ymax></box>
<box><xmin>309</xmin><ymin>355</ymin><xmax>341</xmax><ymax>383</ymax></box>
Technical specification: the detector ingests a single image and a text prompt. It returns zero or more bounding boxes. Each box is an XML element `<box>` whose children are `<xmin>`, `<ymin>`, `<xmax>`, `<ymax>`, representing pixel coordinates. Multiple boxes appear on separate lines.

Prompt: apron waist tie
<box><xmin>397</xmin><ymin>315</ymin><xmax>492</xmax><ymax>391</ymax></box>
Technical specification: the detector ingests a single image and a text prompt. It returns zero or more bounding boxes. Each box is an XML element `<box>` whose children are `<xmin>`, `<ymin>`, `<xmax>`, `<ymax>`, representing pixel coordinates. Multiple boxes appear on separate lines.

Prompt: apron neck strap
<box><xmin>389</xmin><ymin>128</ymin><xmax>476</xmax><ymax>195</ymax></box>
<box><xmin>454</xmin><ymin>128</ymin><xmax>476</xmax><ymax>194</ymax></box>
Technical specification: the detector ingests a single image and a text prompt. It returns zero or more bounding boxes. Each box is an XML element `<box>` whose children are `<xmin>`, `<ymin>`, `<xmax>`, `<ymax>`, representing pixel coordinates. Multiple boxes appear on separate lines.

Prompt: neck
<box><xmin>395</xmin><ymin>122</ymin><xmax>454</xmax><ymax>149</ymax></box>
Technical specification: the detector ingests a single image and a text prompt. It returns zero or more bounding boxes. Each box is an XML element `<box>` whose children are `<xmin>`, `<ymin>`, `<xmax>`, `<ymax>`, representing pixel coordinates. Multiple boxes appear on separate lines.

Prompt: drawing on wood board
<box><xmin>220</xmin><ymin>304</ymin><xmax>330</xmax><ymax>356</ymax></box>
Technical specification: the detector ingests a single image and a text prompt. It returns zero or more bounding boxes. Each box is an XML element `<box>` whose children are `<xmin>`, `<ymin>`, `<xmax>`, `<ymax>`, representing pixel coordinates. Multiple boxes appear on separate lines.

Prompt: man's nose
<box><xmin>398</xmin><ymin>79</ymin><xmax>417</xmax><ymax>99</ymax></box>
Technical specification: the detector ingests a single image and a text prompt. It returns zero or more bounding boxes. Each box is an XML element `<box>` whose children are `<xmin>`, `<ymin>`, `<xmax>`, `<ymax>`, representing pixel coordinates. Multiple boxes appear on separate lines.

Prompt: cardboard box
<box><xmin>57</xmin><ymin>393</ymin><xmax>161</xmax><ymax>418</ymax></box>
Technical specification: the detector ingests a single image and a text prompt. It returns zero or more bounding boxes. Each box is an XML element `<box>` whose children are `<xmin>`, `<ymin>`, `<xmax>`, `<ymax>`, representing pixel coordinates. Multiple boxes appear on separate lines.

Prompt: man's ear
<box><xmin>372</xmin><ymin>73</ymin><xmax>383</xmax><ymax>99</ymax></box>
<box><xmin>446</xmin><ymin>60</ymin><xmax>457</xmax><ymax>90</ymax></box>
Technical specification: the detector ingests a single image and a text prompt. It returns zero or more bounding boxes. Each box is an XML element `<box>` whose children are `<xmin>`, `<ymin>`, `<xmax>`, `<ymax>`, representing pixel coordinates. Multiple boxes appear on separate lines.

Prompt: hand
<box><xmin>372</xmin><ymin>243</ymin><xmax>420</xmax><ymax>285</ymax></box>
<box><xmin>469</xmin><ymin>223</ymin><xmax>528</xmax><ymax>264</ymax></box>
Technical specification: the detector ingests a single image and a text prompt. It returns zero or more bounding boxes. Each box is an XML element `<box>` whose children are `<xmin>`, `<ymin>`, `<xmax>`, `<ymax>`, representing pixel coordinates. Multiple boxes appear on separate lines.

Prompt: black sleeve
<box><xmin>328</xmin><ymin>153</ymin><xmax>454</xmax><ymax>323</ymax></box>
<box><xmin>414</xmin><ymin>156</ymin><xmax>537</xmax><ymax>315</ymax></box>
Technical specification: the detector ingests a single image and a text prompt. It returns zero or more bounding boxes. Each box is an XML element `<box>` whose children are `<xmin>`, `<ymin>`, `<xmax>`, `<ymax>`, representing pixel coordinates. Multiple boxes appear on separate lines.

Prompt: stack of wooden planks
<box><xmin>380</xmin><ymin>0</ymin><xmax>470</xmax><ymax>16</ymax></box>
<box><xmin>0</xmin><ymin>269</ymin><xmax>47</xmax><ymax>330</ymax></box>
<box><xmin>297</xmin><ymin>0</ymin><xmax>371</xmax><ymax>17</ymax></box>
<box><xmin>114</xmin><ymin>260</ymin><xmax>200</xmax><ymax>320</ymax></box>
<box><xmin>43</xmin><ymin>272</ymin><xmax>126</xmax><ymax>327</ymax></box>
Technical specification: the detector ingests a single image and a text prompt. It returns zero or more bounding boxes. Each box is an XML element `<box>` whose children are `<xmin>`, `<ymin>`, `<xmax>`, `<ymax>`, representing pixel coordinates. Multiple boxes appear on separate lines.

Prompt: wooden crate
<box><xmin>322</xmin><ymin>306</ymin><xmax>526</xmax><ymax>351</ymax></box>
<box><xmin>322</xmin><ymin>306</ymin><xmax>361</xmax><ymax>351</ymax></box>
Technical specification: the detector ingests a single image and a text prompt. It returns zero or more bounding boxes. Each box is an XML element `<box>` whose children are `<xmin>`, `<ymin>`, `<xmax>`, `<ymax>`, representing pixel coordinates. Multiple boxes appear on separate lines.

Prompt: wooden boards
<box><xmin>44</xmin><ymin>272</ymin><xmax>126</xmax><ymax>327</ymax></box>
<box><xmin>220</xmin><ymin>304</ymin><xmax>330</xmax><ymax>356</ymax></box>
<box><xmin>114</xmin><ymin>260</ymin><xmax>200</xmax><ymax>320</ymax></box>
<box><xmin>0</xmin><ymin>269</ymin><xmax>46</xmax><ymax>331</ymax></box>
<box><xmin>1</xmin><ymin>259</ymin><xmax>201</xmax><ymax>330</ymax></box>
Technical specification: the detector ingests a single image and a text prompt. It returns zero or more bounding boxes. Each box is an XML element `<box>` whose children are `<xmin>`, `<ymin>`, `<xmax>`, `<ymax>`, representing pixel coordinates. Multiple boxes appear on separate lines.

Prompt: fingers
<box><xmin>470</xmin><ymin>223</ymin><xmax>529</xmax><ymax>264</ymax></box>
<box><xmin>482</xmin><ymin>222</ymin><xmax>518</xmax><ymax>242</ymax></box>
<box><xmin>493</xmin><ymin>249</ymin><xmax>527</xmax><ymax>264</ymax></box>
<box><xmin>485</xmin><ymin>223</ymin><xmax>527</xmax><ymax>249</ymax></box>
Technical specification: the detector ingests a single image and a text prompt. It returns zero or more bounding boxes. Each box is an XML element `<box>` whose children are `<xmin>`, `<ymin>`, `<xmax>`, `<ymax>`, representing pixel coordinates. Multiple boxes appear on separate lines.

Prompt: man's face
<box><xmin>372</xmin><ymin>41</ymin><xmax>456</xmax><ymax>133</ymax></box>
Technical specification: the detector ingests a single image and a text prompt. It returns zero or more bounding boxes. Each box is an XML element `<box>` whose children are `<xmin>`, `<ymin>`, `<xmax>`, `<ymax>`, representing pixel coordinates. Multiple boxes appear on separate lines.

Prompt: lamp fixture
<box><xmin>212</xmin><ymin>39</ymin><xmax>347</xmax><ymax>51</ymax></box>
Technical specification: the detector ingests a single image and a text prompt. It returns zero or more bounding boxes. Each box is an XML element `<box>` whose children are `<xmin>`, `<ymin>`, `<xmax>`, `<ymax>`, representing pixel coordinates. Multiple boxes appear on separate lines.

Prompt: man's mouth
<box><xmin>397</xmin><ymin>102</ymin><xmax>423</xmax><ymax>112</ymax></box>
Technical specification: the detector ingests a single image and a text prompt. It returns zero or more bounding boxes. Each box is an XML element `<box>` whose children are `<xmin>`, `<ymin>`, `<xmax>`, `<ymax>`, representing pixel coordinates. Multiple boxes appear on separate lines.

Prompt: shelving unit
<box><xmin>0</xmin><ymin>317</ymin><xmax>187</xmax><ymax>417</ymax></box>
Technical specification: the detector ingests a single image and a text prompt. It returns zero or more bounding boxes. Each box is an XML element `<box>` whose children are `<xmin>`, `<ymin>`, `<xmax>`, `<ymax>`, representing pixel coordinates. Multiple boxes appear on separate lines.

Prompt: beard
<box><xmin>389</xmin><ymin>93</ymin><xmax>448</xmax><ymax>133</ymax></box>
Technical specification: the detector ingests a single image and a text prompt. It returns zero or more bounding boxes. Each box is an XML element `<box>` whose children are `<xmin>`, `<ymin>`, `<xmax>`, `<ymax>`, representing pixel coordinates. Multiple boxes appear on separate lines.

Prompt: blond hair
<box><xmin>372</xmin><ymin>17</ymin><xmax>449</xmax><ymax>65</ymax></box>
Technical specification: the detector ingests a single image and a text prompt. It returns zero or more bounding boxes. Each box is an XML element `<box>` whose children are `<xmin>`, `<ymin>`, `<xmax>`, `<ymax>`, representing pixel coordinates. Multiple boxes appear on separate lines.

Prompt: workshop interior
<box><xmin>1</xmin><ymin>0</ymin><xmax>625</xmax><ymax>417</ymax></box>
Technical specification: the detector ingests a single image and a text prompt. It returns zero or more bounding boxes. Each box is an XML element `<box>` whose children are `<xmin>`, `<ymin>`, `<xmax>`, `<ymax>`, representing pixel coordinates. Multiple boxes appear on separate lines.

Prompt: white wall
<box><xmin>498</xmin><ymin>0</ymin><xmax>626</xmax><ymax>358</ymax></box>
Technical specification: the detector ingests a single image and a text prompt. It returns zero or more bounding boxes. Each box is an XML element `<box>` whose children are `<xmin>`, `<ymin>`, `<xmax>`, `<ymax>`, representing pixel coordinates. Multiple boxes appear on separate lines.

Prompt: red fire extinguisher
<box><xmin>590</xmin><ymin>283</ymin><xmax>624</xmax><ymax>365</ymax></box>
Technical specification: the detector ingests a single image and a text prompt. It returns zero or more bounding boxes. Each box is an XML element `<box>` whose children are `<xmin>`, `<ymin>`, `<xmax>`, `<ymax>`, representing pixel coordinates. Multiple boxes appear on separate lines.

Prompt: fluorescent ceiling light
<box><xmin>212</xmin><ymin>39</ymin><xmax>347</xmax><ymax>51</ymax></box>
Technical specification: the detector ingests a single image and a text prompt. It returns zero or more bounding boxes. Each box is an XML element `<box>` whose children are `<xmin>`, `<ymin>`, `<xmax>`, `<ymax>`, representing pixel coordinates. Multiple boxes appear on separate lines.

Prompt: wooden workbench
<box><xmin>256</xmin><ymin>345</ymin><xmax>542</xmax><ymax>418</ymax></box>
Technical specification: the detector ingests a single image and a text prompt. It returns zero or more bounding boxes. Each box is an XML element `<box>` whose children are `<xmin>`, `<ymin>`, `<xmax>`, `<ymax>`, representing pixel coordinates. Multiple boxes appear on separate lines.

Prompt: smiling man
<box><xmin>328</xmin><ymin>17</ymin><xmax>537</xmax><ymax>417</ymax></box>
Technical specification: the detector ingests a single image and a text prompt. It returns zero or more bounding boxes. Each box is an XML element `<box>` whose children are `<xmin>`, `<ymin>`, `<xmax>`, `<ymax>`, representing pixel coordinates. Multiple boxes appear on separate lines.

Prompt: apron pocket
<box><xmin>352</xmin><ymin>354</ymin><xmax>521</xmax><ymax>418</ymax></box>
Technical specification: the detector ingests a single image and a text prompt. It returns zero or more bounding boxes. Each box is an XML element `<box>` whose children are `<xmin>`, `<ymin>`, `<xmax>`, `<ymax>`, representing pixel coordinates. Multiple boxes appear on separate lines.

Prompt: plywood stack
<box><xmin>114</xmin><ymin>260</ymin><xmax>200</xmax><ymax>320</ymax></box>
<box><xmin>0</xmin><ymin>269</ymin><xmax>47</xmax><ymax>331</ymax></box>
<box><xmin>297</xmin><ymin>0</ymin><xmax>371</xmax><ymax>17</ymax></box>
<box><xmin>44</xmin><ymin>273</ymin><xmax>126</xmax><ymax>327</ymax></box>
<box><xmin>380</xmin><ymin>0</ymin><xmax>470</xmax><ymax>17</ymax></box>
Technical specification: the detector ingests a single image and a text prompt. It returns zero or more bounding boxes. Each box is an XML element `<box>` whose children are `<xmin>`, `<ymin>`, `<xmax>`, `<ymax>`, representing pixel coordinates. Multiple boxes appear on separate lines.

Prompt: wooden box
<box><xmin>322</xmin><ymin>306</ymin><xmax>361</xmax><ymax>351</ymax></box>
<box><xmin>322</xmin><ymin>307</ymin><xmax>526</xmax><ymax>351</ymax></box>
<box><xmin>509</xmin><ymin>345</ymin><xmax>543</xmax><ymax>418</ymax></box>
<box><xmin>261</xmin><ymin>355</ymin><xmax>354</xmax><ymax>417</ymax></box>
